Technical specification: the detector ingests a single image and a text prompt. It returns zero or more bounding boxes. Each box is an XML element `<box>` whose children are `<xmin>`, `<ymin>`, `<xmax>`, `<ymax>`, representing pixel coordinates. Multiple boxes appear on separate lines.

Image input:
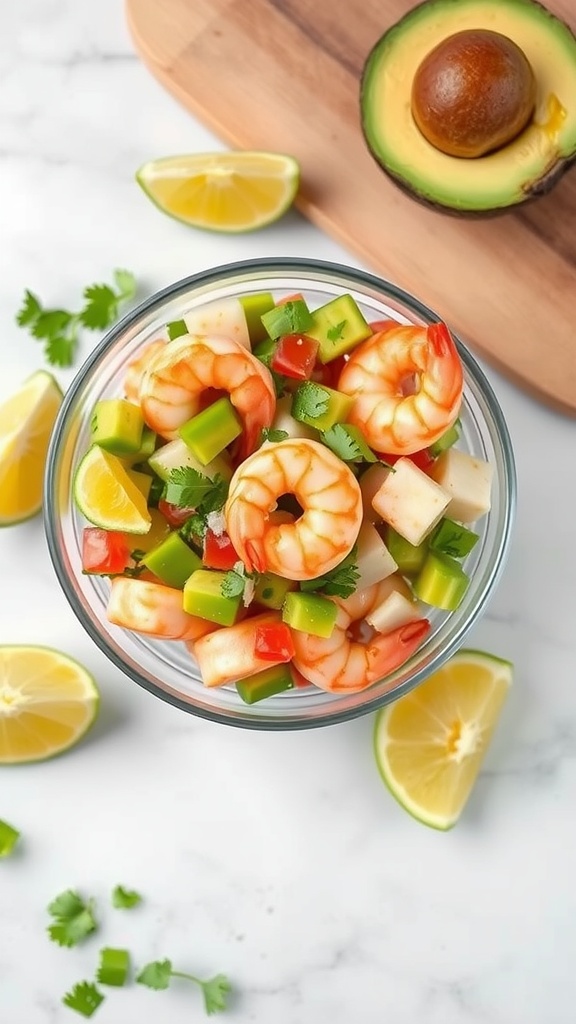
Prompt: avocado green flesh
<box><xmin>361</xmin><ymin>0</ymin><xmax>576</xmax><ymax>212</ymax></box>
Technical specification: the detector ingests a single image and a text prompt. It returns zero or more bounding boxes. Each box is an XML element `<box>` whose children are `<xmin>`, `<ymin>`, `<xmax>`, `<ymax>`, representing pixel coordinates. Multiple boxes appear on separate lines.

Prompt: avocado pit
<box><xmin>411</xmin><ymin>29</ymin><xmax>537</xmax><ymax>158</ymax></box>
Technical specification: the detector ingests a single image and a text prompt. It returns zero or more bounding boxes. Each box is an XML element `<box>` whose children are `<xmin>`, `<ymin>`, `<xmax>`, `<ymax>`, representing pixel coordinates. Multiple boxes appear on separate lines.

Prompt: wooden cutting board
<box><xmin>126</xmin><ymin>0</ymin><xmax>576</xmax><ymax>416</ymax></box>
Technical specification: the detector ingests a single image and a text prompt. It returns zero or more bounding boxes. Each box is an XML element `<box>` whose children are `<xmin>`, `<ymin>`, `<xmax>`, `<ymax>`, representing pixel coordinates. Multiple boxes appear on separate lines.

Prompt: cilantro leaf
<box><xmin>46</xmin><ymin>334</ymin><xmax>78</xmax><ymax>368</ymax></box>
<box><xmin>31</xmin><ymin>309</ymin><xmax>73</xmax><ymax>339</ymax></box>
<box><xmin>15</xmin><ymin>289</ymin><xmax>41</xmax><ymax>327</ymax></box>
<box><xmin>260</xmin><ymin>427</ymin><xmax>289</xmax><ymax>444</ymax></box>
<box><xmin>47</xmin><ymin>889</ymin><xmax>97</xmax><ymax>948</ymax></box>
<box><xmin>299</xmin><ymin>548</ymin><xmax>359</xmax><ymax>599</ymax></box>
<box><xmin>220</xmin><ymin>568</ymin><xmax>247</xmax><ymax>598</ymax></box>
<box><xmin>138</xmin><ymin>958</ymin><xmax>232</xmax><ymax>1014</ymax></box>
<box><xmin>136</xmin><ymin>958</ymin><xmax>173</xmax><ymax>990</ymax></box>
<box><xmin>62</xmin><ymin>981</ymin><xmax>105</xmax><ymax>1018</ymax></box>
<box><xmin>164</xmin><ymin>467</ymin><xmax>227</xmax><ymax>511</ymax></box>
<box><xmin>293</xmin><ymin>381</ymin><xmax>329</xmax><ymax>420</ymax></box>
<box><xmin>0</xmin><ymin>818</ymin><xmax>20</xmax><ymax>857</ymax></box>
<box><xmin>326</xmin><ymin>319</ymin><xmax>347</xmax><ymax>342</ymax></box>
<box><xmin>321</xmin><ymin>423</ymin><xmax>377</xmax><ymax>463</ymax></box>
<box><xmin>111</xmin><ymin>884</ymin><xmax>142</xmax><ymax>909</ymax></box>
<box><xmin>201</xmin><ymin>973</ymin><xmax>232</xmax><ymax>1015</ymax></box>
<box><xmin>113</xmin><ymin>268</ymin><xmax>137</xmax><ymax>300</ymax></box>
<box><xmin>16</xmin><ymin>269</ymin><xmax>137</xmax><ymax>369</ymax></box>
<box><xmin>80</xmin><ymin>284</ymin><xmax>119</xmax><ymax>330</ymax></box>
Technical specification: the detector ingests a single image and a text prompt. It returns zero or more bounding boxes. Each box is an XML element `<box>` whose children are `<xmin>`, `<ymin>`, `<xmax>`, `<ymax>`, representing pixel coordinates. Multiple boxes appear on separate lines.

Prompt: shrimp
<box><xmin>338</xmin><ymin>321</ymin><xmax>463</xmax><ymax>455</ymax></box>
<box><xmin>224</xmin><ymin>437</ymin><xmax>362</xmax><ymax>581</ymax></box>
<box><xmin>138</xmin><ymin>333</ymin><xmax>276</xmax><ymax>456</ymax></box>
<box><xmin>107</xmin><ymin>577</ymin><xmax>217</xmax><ymax>641</ymax></box>
<box><xmin>290</xmin><ymin>580</ymin><xmax>431</xmax><ymax>693</ymax></box>
<box><xmin>123</xmin><ymin>339</ymin><xmax>166</xmax><ymax>403</ymax></box>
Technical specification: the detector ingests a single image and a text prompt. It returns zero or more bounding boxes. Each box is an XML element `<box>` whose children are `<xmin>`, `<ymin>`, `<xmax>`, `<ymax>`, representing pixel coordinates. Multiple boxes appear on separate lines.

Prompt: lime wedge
<box><xmin>374</xmin><ymin>649</ymin><xmax>513</xmax><ymax>829</ymax></box>
<box><xmin>73</xmin><ymin>446</ymin><xmax>151</xmax><ymax>534</ymax></box>
<box><xmin>136</xmin><ymin>151</ymin><xmax>300</xmax><ymax>233</ymax></box>
<box><xmin>0</xmin><ymin>371</ymin><xmax>62</xmax><ymax>526</ymax></box>
<box><xmin>0</xmin><ymin>646</ymin><xmax>99</xmax><ymax>764</ymax></box>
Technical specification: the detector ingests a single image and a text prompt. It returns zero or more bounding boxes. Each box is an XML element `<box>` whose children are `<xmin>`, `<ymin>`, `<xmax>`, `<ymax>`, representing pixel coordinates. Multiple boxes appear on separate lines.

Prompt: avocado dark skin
<box><xmin>360</xmin><ymin>0</ymin><xmax>576</xmax><ymax>217</ymax></box>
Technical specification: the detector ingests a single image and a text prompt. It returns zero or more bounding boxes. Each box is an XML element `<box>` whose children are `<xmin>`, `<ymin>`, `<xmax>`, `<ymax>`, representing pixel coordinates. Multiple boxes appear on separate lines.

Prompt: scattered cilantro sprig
<box><xmin>293</xmin><ymin>381</ymin><xmax>329</xmax><ymax>420</ymax></box>
<box><xmin>137</xmin><ymin>959</ymin><xmax>231</xmax><ymax>1015</ymax></box>
<box><xmin>62</xmin><ymin>981</ymin><xmax>105</xmax><ymax>1019</ymax></box>
<box><xmin>16</xmin><ymin>269</ymin><xmax>137</xmax><ymax>368</ymax></box>
<box><xmin>165</xmin><ymin>467</ymin><xmax>229</xmax><ymax>542</ymax></box>
<box><xmin>47</xmin><ymin>889</ymin><xmax>98</xmax><ymax>948</ymax></box>
<box><xmin>260</xmin><ymin>426</ymin><xmax>289</xmax><ymax>445</ymax></box>
<box><xmin>321</xmin><ymin>423</ymin><xmax>377</xmax><ymax>463</ymax></box>
<box><xmin>220</xmin><ymin>562</ymin><xmax>258</xmax><ymax>603</ymax></box>
<box><xmin>111</xmin><ymin>884</ymin><xmax>142</xmax><ymax>909</ymax></box>
<box><xmin>299</xmin><ymin>546</ymin><xmax>360</xmax><ymax>599</ymax></box>
<box><xmin>0</xmin><ymin>818</ymin><xmax>20</xmax><ymax>857</ymax></box>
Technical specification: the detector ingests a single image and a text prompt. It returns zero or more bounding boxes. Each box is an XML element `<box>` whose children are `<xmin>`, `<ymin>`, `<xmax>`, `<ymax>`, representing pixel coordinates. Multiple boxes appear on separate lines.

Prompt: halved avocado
<box><xmin>360</xmin><ymin>0</ymin><xmax>576</xmax><ymax>214</ymax></box>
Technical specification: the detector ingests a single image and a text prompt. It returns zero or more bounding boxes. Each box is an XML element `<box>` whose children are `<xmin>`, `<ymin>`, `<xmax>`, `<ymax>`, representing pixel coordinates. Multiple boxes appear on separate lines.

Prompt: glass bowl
<box><xmin>44</xmin><ymin>258</ymin><xmax>516</xmax><ymax>730</ymax></box>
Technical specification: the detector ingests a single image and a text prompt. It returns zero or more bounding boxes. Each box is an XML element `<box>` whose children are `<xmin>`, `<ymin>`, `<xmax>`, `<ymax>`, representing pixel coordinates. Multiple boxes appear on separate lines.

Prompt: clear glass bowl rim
<box><xmin>44</xmin><ymin>257</ymin><xmax>517</xmax><ymax>730</ymax></box>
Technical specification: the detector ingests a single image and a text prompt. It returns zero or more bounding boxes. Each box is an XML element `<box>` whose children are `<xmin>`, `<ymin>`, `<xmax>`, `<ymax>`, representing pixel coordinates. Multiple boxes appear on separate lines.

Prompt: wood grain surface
<box><xmin>126</xmin><ymin>0</ymin><xmax>576</xmax><ymax>415</ymax></box>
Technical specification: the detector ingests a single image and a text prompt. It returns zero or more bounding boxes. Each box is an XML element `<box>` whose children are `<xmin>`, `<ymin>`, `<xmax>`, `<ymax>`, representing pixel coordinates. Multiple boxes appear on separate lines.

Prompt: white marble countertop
<box><xmin>2</xmin><ymin>2</ymin><xmax>576</xmax><ymax>1022</ymax></box>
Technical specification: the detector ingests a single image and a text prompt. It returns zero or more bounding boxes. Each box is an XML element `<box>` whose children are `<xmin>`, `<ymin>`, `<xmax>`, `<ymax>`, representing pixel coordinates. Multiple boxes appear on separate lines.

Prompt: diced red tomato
<box><xmin>271</xmin><ymin>333</ymin><xmax>319</xmax><ymax>380</ymax></box>
<box><xmin>254</xmin><ymin>623</ymin><xmax>295</xmax><ymax>662</ymax></box>
<box><xmin>369</xmin><ymin>319</ymin><xmax>399</xmax><ymax>334</ymax></box>
<box><xmin>276</xmin><ymin>292</ymin><xmax>304</xmax><ymax>305</ymax></box>
<box><xmin>379</xmin><ymin>449</ymin><xmax>435</xmax><ymax>472</ymax></box>
<box><xmin>158</xmin><ymin>499</ymin><xmax>196</xmax><ymax>528</ymax></box>
<box><xmin>82</xmin><ymin>528</ymin><xmax>131</xmax><ymax>575</ymax></box>
<box><xmin>203</xmin><ymin>529</ymin><xmax>240</xmax><ymax>571</ymax></box>
<box><xmin>312</xmin><ymin>353</ymin><xmax>349</xmax><ymax>388</ymax></box>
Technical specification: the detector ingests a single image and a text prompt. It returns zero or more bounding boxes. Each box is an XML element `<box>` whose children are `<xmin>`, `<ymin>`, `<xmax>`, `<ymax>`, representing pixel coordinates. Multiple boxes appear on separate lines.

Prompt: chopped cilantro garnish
<box><xmin>62</xmin><ymin>981</ymin><xmax>105</xmax><ymax>1018</ymax></box>
<box><xmin>299</xmin><ymin>547</ymin><xmax>359</xmax><ymax>599</ymax></box>
<box><xmin>326</xmin><ymin>319</ymin><xmax>347</xmax><ymax>342</ymax></box>
<box><xmin>292</xmin><ymin>381</ymin><xmax>329</xmax><ymax>420</ymax></box>
<box><xmin>260</xmin><ymin>427</ymin><xmax>289</xmax><ymax>444</ymax></box>
<box><xmin>321</xmin><ymin>423</ymin><xmax>377</xmax><ymax>463</ymax></box>
<box><xmin>111</xmin><ymin>884</ymin><xmax>142</xmax><ymax>909</ymax></box>
<box><xmin>137</xmin><ymin>958</ymin><xmax>231</xmax><ymax>1014</ymax></box>
<box><xmin>0</xmin><ymin>818</ymin><xmax>20</xmax><ymax>857</ymax></box>
<box><xmin>47</xmin><ymin>890</ymin><xmax>98</xmax><ymax>948</ymax></box>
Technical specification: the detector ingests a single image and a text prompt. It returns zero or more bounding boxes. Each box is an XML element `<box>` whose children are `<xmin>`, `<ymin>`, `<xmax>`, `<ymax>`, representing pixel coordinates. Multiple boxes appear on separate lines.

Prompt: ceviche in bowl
<box><xmin>45</xmin><ymin>259</ymin><xmax>515</xmax><ymax>729</ymax></box>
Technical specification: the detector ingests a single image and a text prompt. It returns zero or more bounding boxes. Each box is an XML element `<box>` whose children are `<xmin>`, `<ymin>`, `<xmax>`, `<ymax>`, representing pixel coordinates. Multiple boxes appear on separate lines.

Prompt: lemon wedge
<box><xmin>0</xmin><ymin>646</ymin><xmax>99</xmax><ymax>764</ymax></box>
<box><xmin>73</xmin><ymin>445</ymin><xmax>152</xmax><ymax>534</ymax></box>
<box><xmin>0</xmin><ymin>371</ymin><xmax>62</xmax><ymax>526</ymax></box>
<box><xmin>136</xmin><ymin>151</ymin><xmax>300</xmax><ymax>233</ymax></box>
<box><xmin>374</xmin><ymin>649</ymin><xmax>513</xmax><ymax>829</ymax></box>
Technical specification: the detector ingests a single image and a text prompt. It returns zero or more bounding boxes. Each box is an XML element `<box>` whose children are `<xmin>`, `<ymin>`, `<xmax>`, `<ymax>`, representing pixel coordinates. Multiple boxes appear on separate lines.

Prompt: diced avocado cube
<box><xmin>127</xmin><ymin>468</ymin><xmax>153</xmax><ymax>502</ymax></box>
<box><xmin>429</xmin><ymin>518</ymin><xmax>479</xmax><ymax>559</ymax></box>
<box><xmin>253</xmin><ymin>572</ymin><xmax>297</xmax><ymax>610</ymax></box>
<box><xmin>90</xmin><ymin>399</ymin><xmax>144</xmax><ymax>455</ymax></box>
<box><xmin>236</xmin><ymin>663</ymin><xmax>295</xmax><ymax>705</ymax></box>
<box><xmin>179</xmin><ymin>397</ymin><xmax>242</xmax><ymax>465</ymax></box>
<box><xmin>142</xmin><ymin>532</ymin><xmax>202</xmax><ymax>589</ymax></box>
<box><xmin>306</xmin><ymin>293</ymin><xmax>371</xmax><ymax>363</ymax></box>
<box><xmin>282</xmin><ymin>592</ymin><xmax>338</xmax><ymax>638</ymax></box>
<box><xmin>123</xmin><ymin>427</ymin><xmax>158</xmax><ymax>467</ymax></box>
<box><xmin>239</xmin><ymin>292</ymin><xmax>275</xmax><ymax>344</ymax></box>
<box><xmin>166</xmin><ymin>318</ymin><xmax>188</xmax><ymax>340</ymax></box>
<box><xmin>387</xmin><ymin>527</ymin><xmax>428</xmax><ymax>575</ymax></box>
<box><xmin>261</xmin><ymin>299</ymin><xmax>313</xmax><ymax>339</ymax></box>
<box><xmin>291</xmin><ymin>382</ymin><xmax>354</xmax><ymax>432</ymax></box>
<box><xmin>428</xmin><ymin>419</ymin><xmax>461</xmax><ymax>458</ymax></box>
<box><xmin>148</xmin><ymin>437</ymin><xmax>232</xmax><ymax>484</ymax></box>
<box><xmin>252</xmin><ymin>336</ymin><xmax>277</xmax><ymax>367</ymax></box>
<box><xmin>413</xmin><ymin>551</ymin><xmax>470</xmax><ymax>611</ymax></box>
<box><xmin>183</xmin><ymin>569</ymin><xmax>242</xmax><ymax>626</ymax></box>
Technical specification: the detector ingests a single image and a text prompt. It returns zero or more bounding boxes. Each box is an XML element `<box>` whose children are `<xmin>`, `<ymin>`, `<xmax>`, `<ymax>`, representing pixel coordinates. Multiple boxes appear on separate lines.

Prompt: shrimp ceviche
<box><xmin>74</xmin><ymin>286</ymin><xmax>493</xmax><ymax>705</ymax></box>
